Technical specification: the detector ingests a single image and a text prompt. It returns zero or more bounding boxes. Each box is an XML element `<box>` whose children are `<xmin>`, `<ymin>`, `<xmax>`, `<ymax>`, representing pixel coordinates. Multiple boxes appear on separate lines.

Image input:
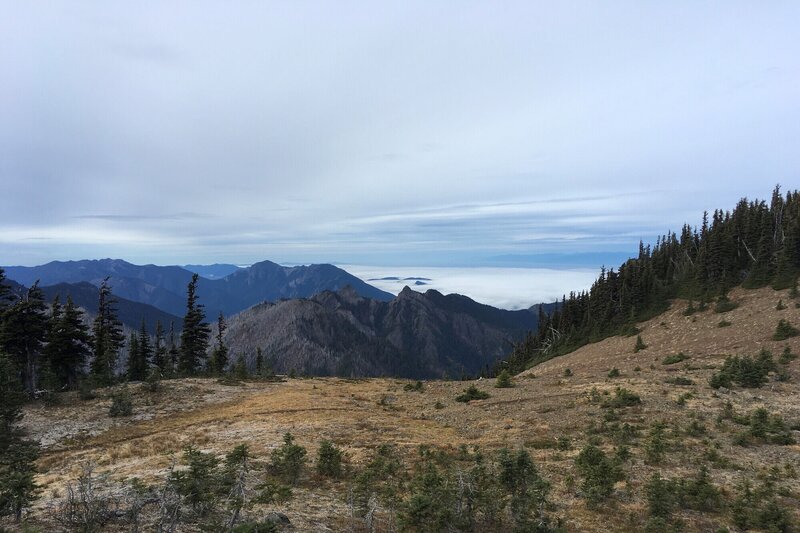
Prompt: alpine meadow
<box><xmin>2</xmin><ymin>3</ymin><xmax>800</xmax><ymax>532</ymax></box>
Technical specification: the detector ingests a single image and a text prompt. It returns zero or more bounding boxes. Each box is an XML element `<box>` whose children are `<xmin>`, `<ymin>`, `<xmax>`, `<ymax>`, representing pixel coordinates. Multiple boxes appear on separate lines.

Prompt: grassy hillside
<box><xmin>9</xmin><ymin>286</ymin><xmax>800</xmax><ymax>532</ymax></box>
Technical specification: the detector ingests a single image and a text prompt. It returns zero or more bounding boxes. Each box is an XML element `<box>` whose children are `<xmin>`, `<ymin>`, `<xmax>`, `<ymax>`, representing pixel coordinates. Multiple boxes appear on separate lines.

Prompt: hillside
<box><xmin>219</xmin><ymin>285</ymin><xmax>539</xmax><ymax>378</ymax></box>
<box><xmin>13</xmin><ymin>285</ymin><xmax>799</xmax><ymax>532</ymax></box>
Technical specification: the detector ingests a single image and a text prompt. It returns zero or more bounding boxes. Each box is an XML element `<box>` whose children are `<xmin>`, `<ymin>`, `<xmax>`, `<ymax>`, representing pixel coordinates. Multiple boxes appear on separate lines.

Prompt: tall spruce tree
<box><xmin>0</xmin><ymin>283</ymin><xmax>48</xmax><ymax>396</ymax></box>
<box><xmin>167</xmin><ymin>321</ymin><xmax>179</xmax><ymax>376</ymax></box>
<box><xmin>126</xmin><ymin>320</ymin><xmax>151</xmax><ymax>381</ymax></box>
<box><xmin>90</xmin><ymin>278</ymin><xmax>124</xmax><ymax>385</ymax></box>
<box><xmin>209</xmin><ymin>311</ymin><xmax>229</xmax><ymax>375</ymax></box>
<box><xmin>44</xmin><ymin>296</ymin><xmax>91</xmax><ymax>389</ymax></box>
<box><xmin>179</xmin><ymin>274</ymin><xmax>210</xmax><ymax>375</ymax></box>
<box><xmin>152</xmin><ymin>320</ymin><xmax>167</xmax><ymax>374</ymax></box>
<box><xmin>0</xmin><ymin>352</ymin><xmax>39</xmax><ymax>521</ymax></box>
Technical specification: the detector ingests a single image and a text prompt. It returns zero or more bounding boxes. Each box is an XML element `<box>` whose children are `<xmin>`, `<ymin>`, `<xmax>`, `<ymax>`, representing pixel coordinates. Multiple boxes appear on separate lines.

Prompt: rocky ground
<box><xmin>7</xmin><ymin>286</ymin><xmax>800</xmax><ymax>531</ymax></box>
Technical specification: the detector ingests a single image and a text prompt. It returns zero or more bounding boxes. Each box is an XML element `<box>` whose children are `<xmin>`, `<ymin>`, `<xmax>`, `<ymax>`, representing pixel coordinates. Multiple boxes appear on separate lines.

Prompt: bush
<box><xmin>776</xmin><ymin>299</ymin><xmax>787</xmax><ymax>310</ymax></box>
<box><xmin>575</xmin><ymin>445</ymin><xmax>624</xmax><ymax>505</ymax></box>
<box><xmin>662</xmin><ymin>353</ymin><xmax>689</xmax><ymax>365</ymax></box>
<box><xmin>270</xmin><ymin>433</ymin><xmax>307</xmax><ymax>484</ymax></box>
<box><xmin>645</xmin><ymin>423</ymin><xmax>668</xmax><ymax>464</ymax></box>
<box><xmin>682</xmin><ymin>301</ymin><xmax>696</xmax><ymax>316</ymax></box>
<box><xmin>603</xmin><ymin>387</ymin><xmax>642</xmax><ymax>408</ymax></box>
<box><xmin>316</xmin><ymin>440</ymin><xmax>343</xmax><ymax>478</ymax></box>
<box><xmin>634</xmin><ymin>335</ymin><xmax>647</xmax><ymax>353</ymax></box>
<box><xmin>709</xmin><ymin>350</ymin><xmax>775</xmax><ymax>389</ymax></box>
<box><xmin>718</xmin><ymin>320</ymin><xmax>732</xmax><ymax>328</ymax></box>
<box><xmin>779</xmin><ymin>346</ymin><xmax>797</xmax><ymax>364</ymax></box>
<box><xmin>714</xmin><ymin>295</ymin><xmax>738</xmax><ymax>313</ymax></box>
<box><xmin>607</xmin><ymin>368</ymin><xmax>621</xmax><ymax>378</ymax></box>
<box><xmin>231</xmin><ymin>521</ymin><xmax>278</xmax><ymax>533</ymax></box>
<box><xmin>495</xmin><ymin>369</ymin><xmax>514</xmax><ymax>388</ymax></box>
<box><xmin>455</xmin><ymin>384</ymin><xmax>490</xmax><ymax>403</ymax></box>
<box><xmin>78</xmin><ymin>378</ymin><xmax>97</xmax><ymax>401</ymax></box>
<box><xmin>773</xmin><ymin>319</ymin><xmax>799</xmax><ymax>340</ymax></box>
<box><xmin>171</xmin><ymin>446</ymin><xmax>221</xmax><ymax>515</ymax></box>
<box><xmin>403</xmin><ymin>380</ymin><xmax>424</xmax><ymax>392</ymax></box>
<box><xmin>664</xmin><ymin>376</ymin><xmax>693</xmax><ymax>386</ymax></box>
<box><xmin>108</xmin><ymin>389</ymin><xmax>133</xmax><ymax>417</ymax></box>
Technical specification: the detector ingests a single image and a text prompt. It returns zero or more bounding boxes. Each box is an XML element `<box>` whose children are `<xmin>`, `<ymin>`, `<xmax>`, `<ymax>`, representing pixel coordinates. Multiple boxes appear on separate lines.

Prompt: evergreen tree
<box><xmin>152</xmin><ymin>320</ymin><xmax>167</xmax><ymax>374</ymax></box>
<box><xmin>0</xmin><ymin>352</ymin><xmax>39</xmax><ymax>521</ymax></box>
<box><xmin>90</xmin><ymin>279</ymin><xmax>124</xmax><ymax>385</ymax></box>
<box><xmin>44</xmin><ymin>296</ymin><xmax>91</xmax><ymax>389</ymax></box>
<box><xmin>209</xmin><ymin>312</ymin><xmax>229</xmax><ymax>375</ymax></box>
<box><xmin>255</xmin><ymin>347</ymin><xmax>264</xmax><ymax>376</ymax></box>
<box><xmin>167</xmin><ymin>321</ymin><xmax>179</xmax><ymax>376</ymax></box>
<box><xmin>126</xmin><ymin>320</ymin><xmax>151</xmax><ymax>381</ymax></box>
<box><xmin>179</xmin><ymin>274</ymin><xmax>210</xmax><ymax>375</ymax></box>
<box><xmin>0</xmin><ymin>283</ymin><xmax>48</xmax><ymax>396</ymax></box>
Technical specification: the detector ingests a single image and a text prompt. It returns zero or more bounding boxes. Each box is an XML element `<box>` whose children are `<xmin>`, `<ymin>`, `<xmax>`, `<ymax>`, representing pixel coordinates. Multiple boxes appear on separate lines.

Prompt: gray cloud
<box><xmin>1</xmin><ymin>2</ymin><xmax>798</xmax><ymax>269</ymax></box>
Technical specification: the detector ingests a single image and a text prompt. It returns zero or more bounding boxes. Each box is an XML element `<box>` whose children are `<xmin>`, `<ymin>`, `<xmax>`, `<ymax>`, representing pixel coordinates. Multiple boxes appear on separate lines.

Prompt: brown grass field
<box><xmin>11</xmin><ymin>286</ymin><xmax>800</xmax><ymax>531</ymax></box>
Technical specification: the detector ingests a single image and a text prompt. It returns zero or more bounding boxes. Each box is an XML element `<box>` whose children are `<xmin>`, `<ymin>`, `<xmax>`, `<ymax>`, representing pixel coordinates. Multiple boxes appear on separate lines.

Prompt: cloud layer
<box><xmin>2</xmin><ymin>3</ymin><xmax>799</xmax><ymax>266</ymax></box>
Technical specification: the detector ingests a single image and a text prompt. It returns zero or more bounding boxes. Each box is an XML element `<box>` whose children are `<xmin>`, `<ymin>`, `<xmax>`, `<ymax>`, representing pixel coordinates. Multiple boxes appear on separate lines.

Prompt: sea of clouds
<box><xmin>341</xmin><ymin>265</ymin><xmax>598</xmax><ymax>310</ymax></box>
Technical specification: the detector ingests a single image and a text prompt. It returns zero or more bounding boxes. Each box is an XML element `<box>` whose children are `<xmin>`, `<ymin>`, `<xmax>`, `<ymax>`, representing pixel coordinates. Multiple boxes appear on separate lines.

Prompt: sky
<box><xmin>2</xmin><ymin>2</ymin><xmax>799</xmax><ymax>281</ymax></box>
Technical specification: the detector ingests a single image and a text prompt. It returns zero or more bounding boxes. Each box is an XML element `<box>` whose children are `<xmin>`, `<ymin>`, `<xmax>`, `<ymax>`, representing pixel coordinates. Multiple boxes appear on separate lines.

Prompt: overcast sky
<box><xmin>2</xmin><ymin>2</ymin><xmax>799</xmax><ymax>269</ymax></box>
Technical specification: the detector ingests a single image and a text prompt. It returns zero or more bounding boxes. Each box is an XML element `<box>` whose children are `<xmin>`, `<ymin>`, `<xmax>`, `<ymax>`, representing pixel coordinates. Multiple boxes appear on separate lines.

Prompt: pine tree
<box><xmin>179</xmin><ymin>274</ymin><xmax>210</xmax><ymax>375</ymax></box>
<box><xmin>90</xmin><ymin>279</ymin><xmax>124</xmax><ymax>385</ymax></box>
<box><xmin>255</xmin><ymin>347</ymin><xmax>264</xmax><ymax>376</ymax></box>
<box><xmin>126</xmin><ymin>320</ymin><xmax>151</xmax><ymax>381</ymax></box>
<box><xmin>0</xmin><ymin>283</ymin><xmax>48</xmax><ymax>396</ymax></box>
<box><xmin>209</xmin><ymin>312</ymin><xmax>229</xmax><ymax>375</ymax></box>
<box><xmin>44</xmin><ymin>296</ymin><xmax>91</xmax><ymax>389</ymax></box>
<box><xmin>0</xmin><ymin>352</ymin><xmax>39</xmax><ymax>521</ymax></box>
<box><xmin>167</xmin><ymin>321</ymin><xmax>179</xmax><ymax>376</ymax></box>
<box><xmin>152</xmin><ymin>320</ymin><xmax>167</xmax><ymax>374</ymax></box>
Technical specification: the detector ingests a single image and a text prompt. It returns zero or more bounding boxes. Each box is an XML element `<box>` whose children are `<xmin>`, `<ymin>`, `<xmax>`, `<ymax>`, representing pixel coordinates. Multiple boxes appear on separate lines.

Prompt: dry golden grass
<box><xmin>14</xmin><ymin>286</ymin><xmax>800</xmax><ymax>531</ymax></box>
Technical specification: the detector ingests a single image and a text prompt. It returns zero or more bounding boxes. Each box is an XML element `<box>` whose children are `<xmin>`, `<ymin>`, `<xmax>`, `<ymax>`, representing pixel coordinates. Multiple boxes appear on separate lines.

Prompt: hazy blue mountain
<box><xmin>3</xmin><ymin>259</ymin><xmax>394</xmax><ymax>318</ymax></box>
<box><xmin>38</xmin><ymin>282</ymin><xmax>183</xmax><ymax>332</ymax></box>
<box><xmin>183</xmin><ymin>263</ymin><xmax>242</xmax><ymax>279</ymax></box>
<box><xmin>220</xmin><ymin>285</ymin><xmax>539</xmax><ymax>379</ymax></box>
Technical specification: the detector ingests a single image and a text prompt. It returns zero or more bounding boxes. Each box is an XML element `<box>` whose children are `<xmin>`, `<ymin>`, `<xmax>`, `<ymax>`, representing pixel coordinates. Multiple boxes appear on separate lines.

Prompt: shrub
<box><xmin>664</xmin><ymin>376</ymin><xmax>693</xmax><ymax>386</ymax></box>
<box><xmin>773</xmin><ymin>319</ymin><xmax>799</xmax><ymax>340</ymax></box>
<box><xmin>607</xmin><ymin>368</ymin><xmax>621</xmax><ymax>378</ymax></box>
<box><xmin>718</xmin><ymin>320</ymin><xmax>732</xmax><ymax>328</ymax></box>
<box><xmin>603</xmin><ymin>387</ymin><xmax>642</xmax><ymax>408</ymax></box>
<box><xmin>634</xmin><ymin>335</ymin><xmax>647</xmax><ymax>353</ymax></box>
<box><xmin>682</xmin><ymin>301</ymin><xmax>697</xmax><ymax>316</ymax></box>
<box><xmin>270</xmin><ymin>433</ymin><xmax>307</xmax><ymax>484</ymax></box>
<box><xmin>78</xmin><ymin>378</ymin><xmax>97</xmax><ymax>401</ymax></box>
<box><xmin>574</xmin><ymin>445</ymin><xmax>624</xmax><ymax>505</ymax></box>
<box><xmin>494</xmin><ymin>369</ymin><xmax>514</xmax><ymax>388</ymax></box>
<box><xmin>108</xmin><ymin>389</ymin><xmax>133</xmax><ymax>417</ymax></box>
<box><xmin>714</xmin><ymin>295</ymin><xmax>738</xmax><ymax>313</ymax></box>
<box><xmin>709</xmin><ymin>351</ymin><xmax>775</xmax><ymax>389</ymax></box>
<box><xmin>403</xmin><ymin>380</ymin><xmax>424</xmax><ymax>392</ymax></box>
<box><xmin>779</xmin><ymin>346</ymin><xmax>796</xmax><ymax>364</ymax></box>
<box><xmin>563</xmin><ymin>368</ymin><xmax>572</xmax><ymax>377</ymax></box>
<box><xmin>662</xmin><ymin>353</ymin><xmax>689</xmax><ymax>365</ymax></box>
<box><xmin>776</xmin><ymin>299</ymin><xmax>787</xmax><ymax>310</ymax></box>
<box><xmin>171</xmin><ymin>446</ymin><xmax>221</xmax><ymax>515</ymax></box>
<box><xmin>231</xmin><ymin>521</ymin><xmax>278</xmax><ymax>533</ymax></box>
<box><xmin>645</xmin><ymin>423</ymin><xmax>668</xmax><ymax>464</ymax></box>
<box><xmin>455</xmin><ymin>385</ymin><xmax>490</xmax><ymax>403</ymax></box>
<box><xmin>316</xmin><ymin>440</ymin><xmax>343</xmax><ymax>478</ymax></box>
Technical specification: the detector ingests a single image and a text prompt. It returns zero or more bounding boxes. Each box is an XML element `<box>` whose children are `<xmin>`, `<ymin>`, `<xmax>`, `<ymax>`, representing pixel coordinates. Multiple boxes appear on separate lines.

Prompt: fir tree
<box><xmin>179</xmin><ymin>274</ymin><xmax>210</xmax><ymax>375</ymax></box>
<box><xmin>152</xmin><ymin>320</ymin><xmax>167</xmax><ymax>374</ymax></box>
<box><xmin>90</xmin><ymin>279</ymin><xmax>124</xmax><ymax>385</ymax></box>
<box><xmin>167</xmin><ymin>321</ymin><xmax>179</xmax><ymax>376</ymax></box>
<box><xmin>0</xmin><ymin>283</ymin><xmax>48</xmax><ymax>395</ymax></box>
<box><xmin>0</xmin><ymin>352</ymin><xmax>39</xmax><ymax>521</ymax></box>
<box><xmin>209</xmin><ymin>312</ymin><xmax>229</xmax><ymax>375</ymax></box>
<box><xmin>44</xmin><ymin>296</ymin><xmax>91</xmax><ymax>389</ymax></box>
<box><xmin>126</xmin><ymin>320</ymin><xmax>151</xmax><ymax>381</ymax></box>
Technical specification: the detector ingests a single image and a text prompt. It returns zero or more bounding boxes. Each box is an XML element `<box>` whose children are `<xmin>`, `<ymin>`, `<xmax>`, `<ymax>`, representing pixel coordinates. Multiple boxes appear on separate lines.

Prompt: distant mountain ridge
<box><xmin>219</xmin><ymin>285</ymin><xmax>541</xmax><ymax>379</ymax></box>
<box><xmin>3</xmin><ymin>259</ymin><xmax>394</xmax><ymax>317</ymax></box>
<box><xmin>183</xmin><ymin>264</ymin><xmax>242</xmax><ymax>280</ymax></box>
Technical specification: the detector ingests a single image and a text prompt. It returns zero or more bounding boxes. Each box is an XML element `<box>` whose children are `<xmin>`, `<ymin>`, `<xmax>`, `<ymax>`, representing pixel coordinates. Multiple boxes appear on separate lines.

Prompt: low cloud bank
<box><xmin>341</xmin><ymin>265</ymin><xmax>598</xmax><ymax>310</ymax></box>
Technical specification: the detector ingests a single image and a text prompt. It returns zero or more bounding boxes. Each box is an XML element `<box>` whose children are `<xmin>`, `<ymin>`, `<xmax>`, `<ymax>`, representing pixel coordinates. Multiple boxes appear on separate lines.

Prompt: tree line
<box><xmin>503</xmin><ymin>185</ymin><xmax>800</xmax><ymax>373</ymax></box>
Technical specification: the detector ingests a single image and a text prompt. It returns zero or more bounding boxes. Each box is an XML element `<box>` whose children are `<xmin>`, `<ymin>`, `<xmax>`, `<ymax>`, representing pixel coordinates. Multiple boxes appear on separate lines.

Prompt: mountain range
<box><xmin>3</xmin><ymin>259</ymin><xmax>394</xmax><ymax>317</ymax></box>
<box><xmin>3</xmin><ymin>258</ymin><xmax>551</xmax><ymax>378</ymax></box>
<box><xmin>219</xmin><ymin>285</ymin><xmax>548</xmax><ymax>379</ymax></box>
